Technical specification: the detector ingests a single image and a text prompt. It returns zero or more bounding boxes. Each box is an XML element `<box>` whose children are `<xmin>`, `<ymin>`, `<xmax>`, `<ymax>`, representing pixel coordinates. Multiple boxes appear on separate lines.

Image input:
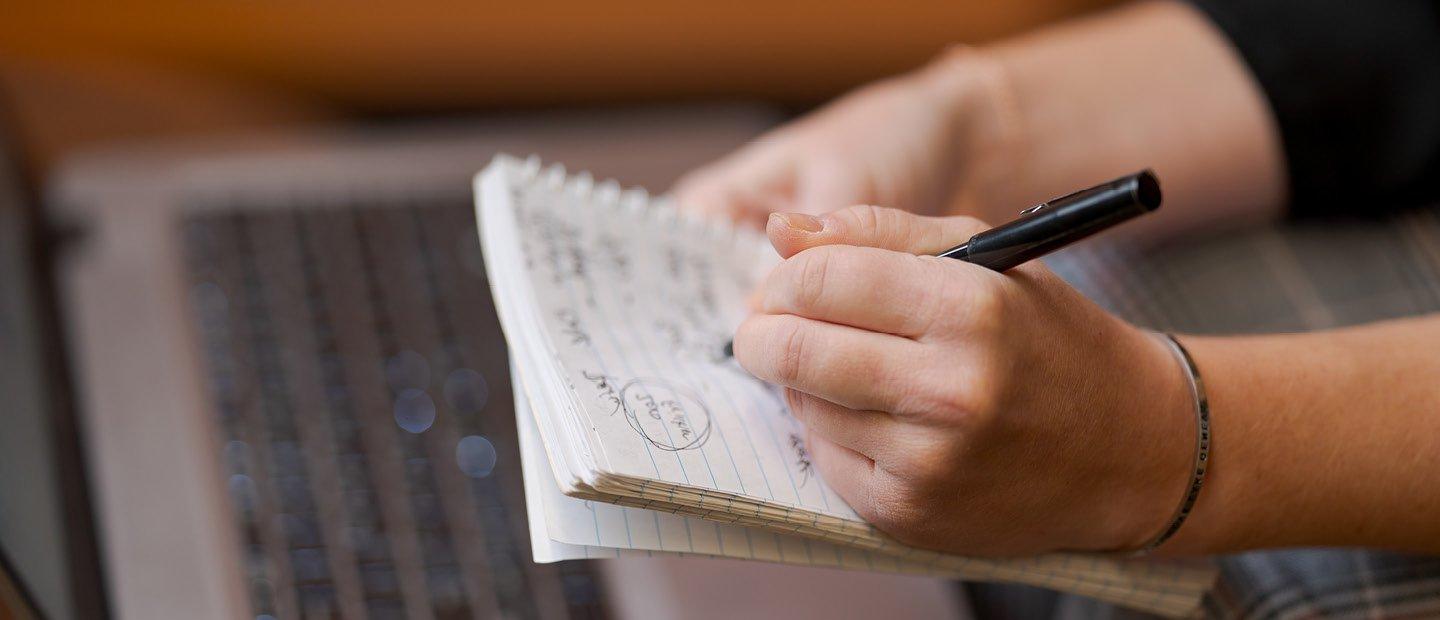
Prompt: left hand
<box><xmin>733</xmin><ymin>205</ymin><xmax>1198</xmax><ymax>556</ymax></box>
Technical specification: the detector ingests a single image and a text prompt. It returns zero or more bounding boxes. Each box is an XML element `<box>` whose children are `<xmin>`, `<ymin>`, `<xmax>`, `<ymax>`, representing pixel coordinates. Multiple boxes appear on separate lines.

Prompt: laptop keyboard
<box><xmin>182</xmin><ymin>192</ymin><xmax>608</xmax><ymax>619</ymax></box>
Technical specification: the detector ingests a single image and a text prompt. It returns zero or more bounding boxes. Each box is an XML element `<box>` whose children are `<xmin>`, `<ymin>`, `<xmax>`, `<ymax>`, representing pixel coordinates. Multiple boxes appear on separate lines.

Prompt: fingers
<box><xmin>768</xmin><ymin>204</ymin><xmax>990</xmax><ymax>259</ymax></box>
<box><xmin>733</xmin><ymin>313</ymin><xmax>926</xmax><ymax>412</ymax></box>
<box><xmin>802</xmin><ymin>430</ymin><xmax>874</xmax><ymax>513</ymax></box>
<box><xmin>784</xmin><ymin>389</ymin><xmax>905</xmax><ymax>462</ymax></box>
<box><xmin>759</xmin><ymin>244</ymin><xmax>988</xmax><ymax>338</ymax></box>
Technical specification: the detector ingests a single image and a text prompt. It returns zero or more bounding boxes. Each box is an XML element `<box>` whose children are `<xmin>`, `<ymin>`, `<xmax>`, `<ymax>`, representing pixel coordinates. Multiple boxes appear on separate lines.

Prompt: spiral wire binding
<box><xmin>494</xmin><ymin>154</ymin><xmax>770</xmax><ymax>273</ymax></box>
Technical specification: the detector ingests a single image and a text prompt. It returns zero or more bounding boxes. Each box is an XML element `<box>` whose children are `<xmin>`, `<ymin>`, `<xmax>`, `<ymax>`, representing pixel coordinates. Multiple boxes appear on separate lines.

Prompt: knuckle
<box><xmin>841</xmin><ymin>204</ymin><xmax>909</xmax><ymax>247</ymax></box>
<box><xmin>772</xmin><ymin>317</ymin><xmax>809</xmax><ymax>385</ymax></box>
<box><xmin>899</xmin><ymin>368</ymin><xmax>996</xmax><ymax>424</ymax></box>
<box><xmin>966</xmin><ymin>276</ymin><xmax>1005</xmax><ymax>313</ymax></box>
<box><xmin>860</xmin><ymin>478</ymin><xmax>928</xmax><ymax>536</ymax></box>
<box><xmin>910</xmin><ymin>258</ymin><xmax>956</xmax><ymax>334</ymax></box>
<box><xmin>845</xmin><ymin>204</ymin><xmax>884</xmax><ymax>232</ymax></box>
<box><xmin>788</xmin><ymin>247</ymin><xmax>837</xmax><ymax>313</ymax></box>
<box><xmin>945</xmin><ymin>275</ymin><xmax>1006</xmax><ymax>335</ymax></box>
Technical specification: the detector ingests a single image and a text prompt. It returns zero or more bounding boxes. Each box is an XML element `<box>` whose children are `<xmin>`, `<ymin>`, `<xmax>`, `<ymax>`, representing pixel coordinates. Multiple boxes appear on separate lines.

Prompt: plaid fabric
<box><xmin>980</xmin><ymin>205</ymin><xmax>1440</xmax><ymax>619</ymax></box>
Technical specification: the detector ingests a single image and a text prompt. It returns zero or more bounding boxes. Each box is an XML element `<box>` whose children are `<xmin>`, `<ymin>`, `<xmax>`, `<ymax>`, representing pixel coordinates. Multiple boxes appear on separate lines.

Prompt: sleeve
<box><xmin>1188</xmin><ymin>0</ymin><xmax>1440</xmax><ymax>217</ymax></box>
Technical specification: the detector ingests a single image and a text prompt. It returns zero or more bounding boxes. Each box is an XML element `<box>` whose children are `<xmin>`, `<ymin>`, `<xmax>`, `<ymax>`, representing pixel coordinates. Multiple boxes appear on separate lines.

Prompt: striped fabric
<box><xmin>1018</xmin><ymin>205</ymin><xmax>1440</xmax><ymax>619</ymax></box>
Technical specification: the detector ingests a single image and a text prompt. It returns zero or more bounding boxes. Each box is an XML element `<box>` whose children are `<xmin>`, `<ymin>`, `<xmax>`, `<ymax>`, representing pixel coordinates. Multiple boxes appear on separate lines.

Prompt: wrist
<box><xmin>1110</xmin><ymin>322</ymin><xmax>1440</xmax><ymax>555</ymax></box>
<box><xmin>1096</xmin><ymin>327</ymin><xmax>1204</xmax><ymax>552</ymax></box>
<box><xmin>1143</xmin><ymin>335</ymin><xmax>1272</xmax><ymax>555</ymax></box>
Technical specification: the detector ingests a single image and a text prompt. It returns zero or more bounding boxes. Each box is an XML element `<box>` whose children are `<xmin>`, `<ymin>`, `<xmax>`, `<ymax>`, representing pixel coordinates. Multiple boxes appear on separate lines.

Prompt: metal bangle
<box><xmin>1131</xmin><ymin>332</ymin><xmax>1211</xmax><ymax>555</ymax></box>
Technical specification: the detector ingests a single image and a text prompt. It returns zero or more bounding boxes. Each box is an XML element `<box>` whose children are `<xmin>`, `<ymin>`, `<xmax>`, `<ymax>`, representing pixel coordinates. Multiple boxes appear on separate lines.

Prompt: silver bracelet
<box><xmin>1131</xmin><ymin>333</ymin><xmax>1212</xmax><ymax>555</ymax></box>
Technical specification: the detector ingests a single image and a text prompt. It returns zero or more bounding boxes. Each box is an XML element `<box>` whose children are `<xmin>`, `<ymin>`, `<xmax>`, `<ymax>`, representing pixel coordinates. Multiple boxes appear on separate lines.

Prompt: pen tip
<box><xmin>722</xmin><ymin>340</ymin><xmax>734</xmax><ymax>359</ymax></box>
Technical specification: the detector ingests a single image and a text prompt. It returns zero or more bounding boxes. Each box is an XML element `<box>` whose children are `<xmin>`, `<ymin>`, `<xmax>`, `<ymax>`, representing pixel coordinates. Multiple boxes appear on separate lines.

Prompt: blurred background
<box><xmin>1</xmin><ymin>3</ymin><xmax>1129</xmax><ymax>619</ymax></box>
<box><xmin>1</xmin><ymin>0</ymin><xmax>1115</xmax><ymax>176</ymax></box>
<box><xmin>11</xmin><ymin>3</ymin><xmax>1440</xmax><ymax>620</ymax></box>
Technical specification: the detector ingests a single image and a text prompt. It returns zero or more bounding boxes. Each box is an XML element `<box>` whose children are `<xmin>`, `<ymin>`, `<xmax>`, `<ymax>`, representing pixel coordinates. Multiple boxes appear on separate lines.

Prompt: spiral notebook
<box><xmin>475</xmin><ymin>155</ymin><xmax>1216</xmax><ymax>617</ymax></box>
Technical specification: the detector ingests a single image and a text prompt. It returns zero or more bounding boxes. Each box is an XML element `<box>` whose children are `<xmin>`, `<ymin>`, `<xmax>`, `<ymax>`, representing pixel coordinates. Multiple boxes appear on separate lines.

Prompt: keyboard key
<box><xmin>385</xmin><ymin>350</ymin><xmax>431</xmax><ymax>392</ymax></box>
<box><xmin>426</xmin><ymin>564</ymin><xmax>467</xmax><ymax>611</ymax></box>
<box><xmin>359</xmin><ymin>564</ymin><xmax>401</xmax><ymax>599</ymax></box>
<box><xmin>289</xmin><ymin>547</ymin><xmax>331</xmax><ymax>583</ymax></box>
<box><xmin>345</xmin><ymin>526</ymin><xmax>391</xmax><ymax>564</ymax></box>
<box><xmin>409</xmin><ymin>493</ymin><xmax>445</xmax><ymax>530</ymax></box>
<box><xmin>297</xmin><ymin>583</ymin><xmax>336</xmax><ymax>616</ymax></box>
<box><xmin>417</xmin><ymin>531</ymin><xmax>457</xmax><ymax>568</ymax></box>
<box><xmin>277</xmin><ymin>513</ymin><xmax>323</xmax><ymax>548</ymax></box>
<box><xmin>268</xmin><ymin>440</ymin><xmax>304</xmax><ymax>476</ymax></box>
<box><xmin>342</xmin><ymin>490</ymin><xmax>381</xmax><ymax>526</ymax></box>
<box><xmin>273</xmin><ymin>476</ymin><xmax>314</xmax><ymax>513</ymax></box>
<box><xmin>365</xmin><ymin>598</ymin><xmax>406</xmax><ymax>620</ymax></box>
<box><xmin>443</xmin><ymin>368</ymin><xmax>490</xmax><ymax>416</ymax></box>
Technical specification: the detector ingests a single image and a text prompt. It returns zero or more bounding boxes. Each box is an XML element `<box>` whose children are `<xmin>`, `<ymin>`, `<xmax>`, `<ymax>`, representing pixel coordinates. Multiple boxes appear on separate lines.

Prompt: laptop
<box><xmin>0</xmin><ymin>118</ymin><xmax>106</xmax><ymax>619</ymax></box>
<box><xmin>11</xmin><ymin>105</ymin><xmax>772</xmax><ymax>618</ymax></box>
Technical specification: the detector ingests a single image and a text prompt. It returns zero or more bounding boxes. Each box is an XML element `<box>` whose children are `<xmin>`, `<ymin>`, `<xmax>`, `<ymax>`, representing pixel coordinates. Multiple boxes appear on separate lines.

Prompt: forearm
<box><xmin>941</xmin><ymin>0</ymin><xmax>1287</xmax><ymax>239</ymax></box>
<box><xmin>1167</xmin><ymin>316</ymin><xmax>1440</xmax><ymax>554</ymax></box>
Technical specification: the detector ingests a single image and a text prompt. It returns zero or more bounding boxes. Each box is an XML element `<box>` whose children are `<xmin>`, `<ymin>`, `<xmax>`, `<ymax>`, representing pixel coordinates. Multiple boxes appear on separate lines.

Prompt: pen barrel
<box><xmin>962</xmin><ymin>170</ymin><xmax>1161</xmax><ymax>272</ymax></box>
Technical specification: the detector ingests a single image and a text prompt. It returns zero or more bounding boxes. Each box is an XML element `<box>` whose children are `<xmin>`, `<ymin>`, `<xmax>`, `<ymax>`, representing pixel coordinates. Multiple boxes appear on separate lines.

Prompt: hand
<box><xmin>672</xmin><ymin>49</ymin><xmax>1017</xmax><ymax>229</ymax></box>
<box><xmin>732</xmin><ymin>205</ymin><xmax>1198</xmax><ymax>556</ymax></box>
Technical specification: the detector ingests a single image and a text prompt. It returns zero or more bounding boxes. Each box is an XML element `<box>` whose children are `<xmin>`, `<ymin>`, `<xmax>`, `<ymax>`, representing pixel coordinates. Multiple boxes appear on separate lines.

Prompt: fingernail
<box><xmin>770</xmin><ymin>212</ymin><xmax>825</xmax><ymax>233</ymax></box>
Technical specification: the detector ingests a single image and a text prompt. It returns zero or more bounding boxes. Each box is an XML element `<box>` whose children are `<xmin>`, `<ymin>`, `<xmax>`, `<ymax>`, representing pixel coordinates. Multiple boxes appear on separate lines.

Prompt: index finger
<box><xmin>768</xmin><ymin>205</ymin><xmax>990</xmax><ymax>259</ymax></box>
<box><xmin>761</xmin><ymin>244</ymin><xmax>984</xmax><ymax>338</ymax></box>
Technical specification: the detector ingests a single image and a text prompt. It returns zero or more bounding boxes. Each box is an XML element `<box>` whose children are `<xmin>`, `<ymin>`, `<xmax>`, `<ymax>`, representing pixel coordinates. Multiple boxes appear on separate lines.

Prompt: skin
<box><xmin>673</xmin><ymin>0</ymin><xmax>1440</xmax><ymax>556</ymax></box>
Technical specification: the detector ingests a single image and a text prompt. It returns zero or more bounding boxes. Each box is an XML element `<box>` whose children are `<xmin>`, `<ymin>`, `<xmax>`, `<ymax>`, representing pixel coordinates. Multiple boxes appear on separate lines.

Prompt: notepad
<box><xmin>476</xmin><ymin>155</ymin><xmax>1215</xmax><ymax>617</ymax></box>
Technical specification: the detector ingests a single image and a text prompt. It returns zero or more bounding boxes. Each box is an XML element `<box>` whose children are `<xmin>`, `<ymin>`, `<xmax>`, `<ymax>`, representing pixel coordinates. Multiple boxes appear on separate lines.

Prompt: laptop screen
<box><xmin>0</xmin><ymin>128</ymin><xmax>92</xmax><ymax>619</ymax></box>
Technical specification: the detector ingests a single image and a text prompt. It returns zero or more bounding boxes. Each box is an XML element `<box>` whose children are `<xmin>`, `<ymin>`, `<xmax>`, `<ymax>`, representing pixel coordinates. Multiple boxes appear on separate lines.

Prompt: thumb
<box><xmin>766</xmin><ymin>205</ymin><xmax>989</xmax><ymax>259</ymax></box>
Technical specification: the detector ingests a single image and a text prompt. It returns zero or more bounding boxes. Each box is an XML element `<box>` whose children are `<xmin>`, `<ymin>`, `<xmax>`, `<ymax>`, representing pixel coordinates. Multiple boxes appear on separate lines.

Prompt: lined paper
<box><xmin>500</xmin><ymin>163</ymin><xmax>836</xmax><ymax>511</ymax></box>
<box><xmin>517</xmin><ymin>373</ymin><xmax>951</xmax><ymax>573</ymax></box>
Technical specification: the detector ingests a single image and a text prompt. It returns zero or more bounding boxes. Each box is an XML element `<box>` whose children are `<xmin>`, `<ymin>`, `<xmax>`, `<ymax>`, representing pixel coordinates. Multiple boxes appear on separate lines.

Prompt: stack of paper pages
<box><xmin>475</xmin><ymin>155</ymin><xmax>1215</xmax><ymax>617</ymax></box>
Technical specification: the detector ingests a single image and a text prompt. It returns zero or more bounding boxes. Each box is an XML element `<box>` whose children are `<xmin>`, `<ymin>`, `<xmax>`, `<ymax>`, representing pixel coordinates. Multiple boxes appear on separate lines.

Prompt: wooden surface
<box><xmin>3</xmin><ymin>1</ymin><xmax>1114</xmax><ymax>109</ymax></box>
<box><xmin>0</xmin><ymin>54</ymin><xmax>328</xmax><ymax>179</ymax></box>
<box><xmin>0</xmin><ymin>1</ymin><xmax>1115</xmax><ymax>176</ymax></box>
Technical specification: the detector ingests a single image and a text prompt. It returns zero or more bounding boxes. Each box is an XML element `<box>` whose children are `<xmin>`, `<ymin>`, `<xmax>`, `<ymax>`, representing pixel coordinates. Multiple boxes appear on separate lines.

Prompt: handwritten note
<box><xmin>495</xmin><ymin>164</ymin><xmax>843</xmax><ymax>515</ymax></box>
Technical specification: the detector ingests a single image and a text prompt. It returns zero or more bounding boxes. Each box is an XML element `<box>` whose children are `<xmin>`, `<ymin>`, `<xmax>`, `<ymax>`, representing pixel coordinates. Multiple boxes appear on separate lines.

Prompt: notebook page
<box><xmin>480</xmin><ymin>156</ymin><xmax>857</xmax><ymax>519</ymax></box>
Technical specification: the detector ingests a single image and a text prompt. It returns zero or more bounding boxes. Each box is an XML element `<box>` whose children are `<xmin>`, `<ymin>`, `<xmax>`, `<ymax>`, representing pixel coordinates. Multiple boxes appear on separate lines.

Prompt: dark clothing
<box><xmin>1190</xmin><ymin>0</ymin><xmax>1440</xmax><ymax>217</ymax></box>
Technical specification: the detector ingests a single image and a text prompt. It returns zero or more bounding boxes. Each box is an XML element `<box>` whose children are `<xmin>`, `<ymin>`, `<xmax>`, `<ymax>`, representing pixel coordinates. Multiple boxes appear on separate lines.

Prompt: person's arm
<box><xmin>674</xmin><ymin>1</ymin><xmax>1291</xmax><ymax>240</ymax></box>
<box><xmin>964</xmin><ymin>0</ymin><xmax>1288</xmax><ymax>239</ymax></box>
<box><xmin>1167</xmin><ymin>323</ymin><xmax>1440</xmax><ymax>553</ymax></box>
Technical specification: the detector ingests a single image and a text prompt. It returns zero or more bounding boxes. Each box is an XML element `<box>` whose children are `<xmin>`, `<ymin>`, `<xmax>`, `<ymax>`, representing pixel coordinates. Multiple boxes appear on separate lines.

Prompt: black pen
<box><xmin>722</xmin><ymin>169</ymin><xmax>1162</xmax><ymax>358</ymax></box>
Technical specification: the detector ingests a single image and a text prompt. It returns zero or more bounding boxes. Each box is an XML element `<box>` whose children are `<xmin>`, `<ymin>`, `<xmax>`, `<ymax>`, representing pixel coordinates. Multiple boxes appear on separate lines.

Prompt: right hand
<box><xmin>733</xmin><ymin>205</ymin><xmax>1197</xmax><ymax>555</ymax></box>
<box><xmin>672</xmin><ymin>48</ymin><xmax>1020</xmax><ymax>228</ymax></box>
